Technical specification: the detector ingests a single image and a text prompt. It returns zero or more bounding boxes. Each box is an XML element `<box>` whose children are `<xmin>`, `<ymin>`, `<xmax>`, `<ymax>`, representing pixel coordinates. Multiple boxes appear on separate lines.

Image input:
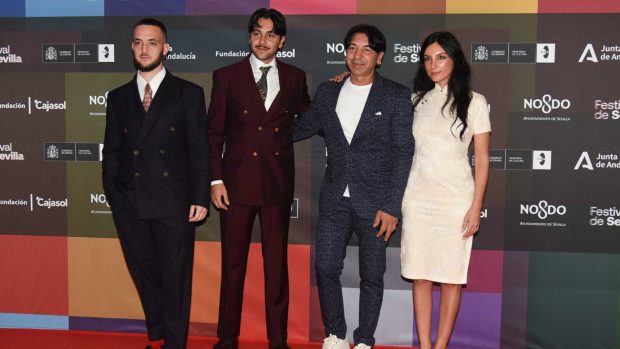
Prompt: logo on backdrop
<box><xmin>0</xmin><ymin>45</ymin><xmax>23</xmax><ymax>64</ymax></box>
<box><xmin>43</xmin><ymin>43</ymin><xmax>115</xmax><ymax>63</ymax></box>
<box><xmin>0</xmin><ymin>194</ymin><xmax>67</xmax><ymax>211</ymax></box>
<box><xmin>392</xmin><ymin>42</ymin><xmax>421</xmax><ymax>64</ymax></box>
<box><xmin>532</xmin><ymin>150</ymin><xmax>552</xmax><ymax>170</ymax></box>
<box><xmin>88</xmin><ymin>91</ymin><xmax>109</xmax><ymax>116</ymax></box>
<box><xmin>522</xmin><ymin>94</ymin><xmax>571</xmax><ymax>122</ymax></box>
<box><xmin>167</xmin><ymin>45</ymin><xmax>197</xmax><ymax>61</ymax></box>
<box><xmin>473</xmin><ymin>43</ymin><xmax>555</xmax><ymax>64</ymax></box>
<box><xmin>0</xmin><ymin>142</ymin><xmax>25</xmax><ymax>161</ymax></box>
<box><xmin>44</xmin><ymin>142</ymin><xmax>102</xmax><ymax>161</ymax></box>
<box><xmin>89</xmin><ymin>193</ymin><xmax>112</xmax><ymax>215</ymax></box>
<box><xmin>325</xmin><ymin>42</ymin><xmax>346</xmax><ymax>65</ymax></box>
<box><xmin>482</xmin><ymin>149</ymin><xmax>552</xmax><ymax>170</ymax></box>
<box><xmin>0</xmin><ymin>97</ymin><xmax>65</xmax><ymax>115</ymax></box>
<box><xmin>574</xmin><ymin>151</ymin><xmax>620</xmax><ymax>170</ymax></box>
<box><xmin>578</xmin><ymin>43</ymin><xmax>620</xmax><ymax>63</ymax></box>
<box><xmin>519</xmin><ymin>200</ymin><xmax>567</xmax><ymax>227</ymax></box>
<box><xmin>593</xmin><ymin>99</ymin><xmax>620</xmax><ymax>120</ymax></box>
<box><xmin>291</xmin><ymin>198</ymin><xmax>299</xmax><ymax>218</ymax></box>
<box><xmin>589</xmin><ymin>206</ymin><xmax>620</xmax><ymax>227</ymax></box>
<box><xmin>214</xmin><ymin>48</ymin><xmax>294</xmax><ymax>59</ymax></box>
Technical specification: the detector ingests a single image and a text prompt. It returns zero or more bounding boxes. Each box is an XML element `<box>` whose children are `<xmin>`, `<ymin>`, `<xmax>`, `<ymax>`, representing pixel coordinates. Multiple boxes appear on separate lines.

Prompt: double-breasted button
<box><xmin>284</xmin><ymin>109</ymin><xmax>288</xmax><ymax>114</ymax></box>
<box><xmin>170</xmin><ymin>126</ymin><xmax>176</xmax><ymax>132</ymax></box>
<box><xmin>252</xmin><ymin>152</ymin><xmax>258</xmax><ymax>157</ymax></box>
<box><xmin>163</xmin><ymin>171</ymin><xmax>169</xmax><ymax>177</ymax></box>
<box><xmin>258</xmin><ymin>126</ymin><xmax>263</xmax><ymax>131</ymax></box>
<box><xmin>160</xmin><ymin>149</ymin><xmax>166</xmax><ymax>154</ymax></box>
<box><xmin>243</xmin><ymin>110</ymin><xmax>248</xmax><ymax>115</ymax></box>
<box><xmin>123</xmin><ymin>128</ymin><xmax>128</xmax><ymax>134</ymax></box>
<box><xmin>275</xmin><ymin>152</ymin><xmax>280</xmax><ymax>156</ymax></box>
<box><xmin>133</xmin><ymin>150</ymin><xmax>139</xmax><ymax>155</ymax></box>
<box><xmin>134</xmin><ymin>172</ymin><xmax>140</xmax><ymax>177</ymax></box>
<box><xmin>274</xmin><ymin>127</ymin><xmax>279</xmax><ymax>132</ymax></box>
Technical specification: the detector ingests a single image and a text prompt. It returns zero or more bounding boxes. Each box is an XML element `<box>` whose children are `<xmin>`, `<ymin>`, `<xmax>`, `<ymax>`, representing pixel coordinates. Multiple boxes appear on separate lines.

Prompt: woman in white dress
<box><xmin>400</xmin><ymin>32</ymin><xmax>491</xmax><ymax>349</ymax></box>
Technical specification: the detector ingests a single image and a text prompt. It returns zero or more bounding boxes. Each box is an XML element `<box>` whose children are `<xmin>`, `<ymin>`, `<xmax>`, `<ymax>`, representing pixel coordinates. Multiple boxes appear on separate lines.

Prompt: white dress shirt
<box><xmin>335</xmin><ymin>77</ymin><xmax>373</xmax><ymax>197</ymax></box>
<box><xmin>136</xmin><ymin>67</ymin><xmax>166</xmax><ymax>100</ymax></box>
<box><xmin>249</xmin><ymin>53</ymin><xmax>280</xmax><ymax>111</ymax></box>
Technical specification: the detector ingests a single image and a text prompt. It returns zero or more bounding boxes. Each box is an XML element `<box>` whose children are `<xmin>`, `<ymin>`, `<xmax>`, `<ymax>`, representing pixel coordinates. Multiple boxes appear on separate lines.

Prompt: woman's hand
<box><xmin>461</xmin><ymin>206</ymin><xmax>481</xmax><ymax>238</ymax></box>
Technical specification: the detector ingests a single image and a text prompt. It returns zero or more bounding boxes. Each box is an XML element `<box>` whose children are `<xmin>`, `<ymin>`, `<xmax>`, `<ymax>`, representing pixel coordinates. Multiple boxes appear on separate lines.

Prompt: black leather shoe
<box><xmin>213</xmin><ymin>338</ymin><xmax>238</xmax><ymax>349</ymax></box>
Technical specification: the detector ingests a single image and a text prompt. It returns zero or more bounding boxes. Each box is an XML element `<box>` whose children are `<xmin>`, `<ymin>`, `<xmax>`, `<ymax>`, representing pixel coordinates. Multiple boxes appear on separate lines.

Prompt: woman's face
<box><xmin>423</xmin><ymin>42</ymin><xmax>454</xmax><ymax>88</ymax></box>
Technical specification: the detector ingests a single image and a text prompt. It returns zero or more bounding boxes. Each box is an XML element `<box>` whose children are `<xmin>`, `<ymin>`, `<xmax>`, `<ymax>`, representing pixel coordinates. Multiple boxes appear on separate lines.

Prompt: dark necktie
<box><xmin>257</xmin><ymin>66</ymin><xmax>271</xmax><ymax>103</ymax></box>
<box><xmin>143</xmin><ymin>83</ymin><xmax>152</xmax><ymax>112</ymax></box>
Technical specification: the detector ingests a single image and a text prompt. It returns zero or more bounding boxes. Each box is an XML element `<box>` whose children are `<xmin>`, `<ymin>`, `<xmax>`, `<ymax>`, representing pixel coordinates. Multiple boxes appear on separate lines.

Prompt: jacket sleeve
<box><xmin>101</xmin><ymin>91</ymin><xmax>123</xmax><ymax>209</ymax></box>
<box><xmin>185</xmin><ymin>84</ymin><xmax>210</xmax><ymax>207</ymax></box>
<box><xmin>207</xmin><ymin>70</ymin><xmax>226</xmax><ymax>182</ymax></box>
<box><xmin>380</xmin><ymin>86</ymin><xmax>414</xmax><ymax>218</ymax></box>
<box><xmin>293</xmin><ymin>83</ymin><xmax>325</xmax><ymax>142</ymax></box>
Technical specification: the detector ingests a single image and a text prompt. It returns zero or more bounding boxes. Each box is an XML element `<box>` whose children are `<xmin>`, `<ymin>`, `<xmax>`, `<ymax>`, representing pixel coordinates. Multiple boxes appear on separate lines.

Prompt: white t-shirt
<box><xmin>335</xmin><ymin>78</ymin><xmax>372</xmax><ymax>197</ymax></box>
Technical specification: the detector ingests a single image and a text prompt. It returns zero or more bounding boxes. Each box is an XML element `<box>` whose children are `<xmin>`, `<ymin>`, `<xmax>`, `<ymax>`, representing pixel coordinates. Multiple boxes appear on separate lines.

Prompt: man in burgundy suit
<box><xmin>207</xmin><ymin>8</ymin><xmax>310</xmax><ymax>349</ymax></box>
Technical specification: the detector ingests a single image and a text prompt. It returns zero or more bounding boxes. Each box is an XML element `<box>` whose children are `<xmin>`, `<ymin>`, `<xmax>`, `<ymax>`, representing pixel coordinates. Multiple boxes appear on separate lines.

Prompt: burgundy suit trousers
<box><xmin>216</xmin><ymin>203</ymin><xmax>291</xmax><ymax>344</ymax></box>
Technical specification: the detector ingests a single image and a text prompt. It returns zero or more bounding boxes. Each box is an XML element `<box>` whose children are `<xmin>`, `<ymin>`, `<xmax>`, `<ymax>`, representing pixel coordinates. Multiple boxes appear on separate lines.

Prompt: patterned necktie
<box><xmin>257</xmin><ymin>66</ymin><xmax>271</xmax><ymax>103</ymax></box>
<box><xmin>143</xmin><ymin>83</ymin><xmax>152</xmax><ymax>112</ymax></box>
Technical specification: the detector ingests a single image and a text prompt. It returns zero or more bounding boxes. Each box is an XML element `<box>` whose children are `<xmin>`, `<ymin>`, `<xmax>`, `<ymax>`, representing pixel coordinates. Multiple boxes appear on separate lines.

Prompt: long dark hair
<box><xmin>412</xmin><ymin>31</ymin><xmax>472</xmax><ymax>139</ymax></box>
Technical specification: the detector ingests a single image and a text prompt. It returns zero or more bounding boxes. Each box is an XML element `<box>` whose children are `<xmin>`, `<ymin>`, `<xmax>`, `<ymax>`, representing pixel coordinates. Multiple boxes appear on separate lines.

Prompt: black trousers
<box><xmin>112</xmin><ymin>203</ymin><xmax>195</xmax><ymax>349</ymax></box>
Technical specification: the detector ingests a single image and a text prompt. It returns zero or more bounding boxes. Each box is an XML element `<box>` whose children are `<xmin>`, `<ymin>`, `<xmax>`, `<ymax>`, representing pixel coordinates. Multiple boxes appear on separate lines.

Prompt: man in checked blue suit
<box><xmin>294</xmin><ymin>24</ymin><xmax>413</xmax><ymax>349</ymax></box>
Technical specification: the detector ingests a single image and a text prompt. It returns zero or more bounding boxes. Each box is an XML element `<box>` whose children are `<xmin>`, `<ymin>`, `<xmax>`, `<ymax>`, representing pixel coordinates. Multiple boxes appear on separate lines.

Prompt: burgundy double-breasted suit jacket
<box><xmin>208</xmin><ymin>57</ymin><xmax>310</xmax><ymax>206</ymax></box>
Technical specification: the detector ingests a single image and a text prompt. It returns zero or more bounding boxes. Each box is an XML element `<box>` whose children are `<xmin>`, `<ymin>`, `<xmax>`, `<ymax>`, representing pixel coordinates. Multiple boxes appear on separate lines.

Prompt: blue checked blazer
<box><xmin>294</xmin><ymin>73</ymin><xmax>414</xmax><ymax>219</ymax></box>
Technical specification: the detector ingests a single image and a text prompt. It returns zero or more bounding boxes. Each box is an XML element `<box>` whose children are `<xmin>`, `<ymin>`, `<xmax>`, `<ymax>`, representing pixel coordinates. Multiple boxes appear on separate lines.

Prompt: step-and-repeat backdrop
<box><xmin>1</xmin><ymin>1</ymin><xmax>620</xmax><ymax>348</ymax></box>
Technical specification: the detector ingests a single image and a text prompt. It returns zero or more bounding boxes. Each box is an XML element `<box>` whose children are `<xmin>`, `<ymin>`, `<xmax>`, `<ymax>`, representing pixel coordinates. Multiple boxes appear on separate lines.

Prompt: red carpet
<box><xmin>0</xmin><ymin>329</ymin><xmax>418</xmax><ymax>349</ymax></box>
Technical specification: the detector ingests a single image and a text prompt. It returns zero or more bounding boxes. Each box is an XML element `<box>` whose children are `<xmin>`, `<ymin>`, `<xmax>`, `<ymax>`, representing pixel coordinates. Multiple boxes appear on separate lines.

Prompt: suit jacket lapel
<box><xmin>129</xmin><ymin>75</ymin><xmax>146</xmax><ymax>120</ymax></box>
<box><xmin>136</xmin><ymin>71</ymin><xmax>175</xmax><ymax>145</ymax></box>
<box><xmin>264</xmin><ymin>59</ymin><xmax>287</xmax><ymax>120</ymax></box>
<box><xmin>240</xmin><ymin>57</ymin><xmax>267</xmax><ymax>113</ymax></box>
<box><xmin>327</xmin><ymin>80</ymin><xmax>349</xmax><ymax>147</ymax></box>
<box><xmin>350</xmin><ymin>73</ymin><xmax>384</xmax><ymax>146</ymax></box>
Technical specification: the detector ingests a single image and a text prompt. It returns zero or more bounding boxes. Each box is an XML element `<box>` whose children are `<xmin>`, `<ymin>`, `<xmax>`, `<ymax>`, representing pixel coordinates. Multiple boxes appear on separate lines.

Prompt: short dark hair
<box><xmin>344</xmin><ymin>24</ymin><xmax>386</xmax><ymax>53</ymax></box>
<box><xmin>134</xmin><ymin>18</ymin><xmax>168</xmax><ymax>41</ymax></box>
<box><xmin>248</xmin><ymin>8</ymin><xmax>286</xmax><ymax>36</ymax></box>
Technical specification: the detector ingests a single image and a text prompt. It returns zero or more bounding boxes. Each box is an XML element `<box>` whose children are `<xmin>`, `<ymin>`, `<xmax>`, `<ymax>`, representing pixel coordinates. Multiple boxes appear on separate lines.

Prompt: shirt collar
<box><xmin>250</xmin><ymin>53</ymin><xmax>278</xmax><ymax>73</ymax></box>
<box><xmin>136</xmin><ymin>67</ymin><xmax>167</xmax><ymax>96</ymax></box>
<box><xmin>433</xmin><ymin>83</ymin><xmax>448</xmax><ymax>95</ymax></box>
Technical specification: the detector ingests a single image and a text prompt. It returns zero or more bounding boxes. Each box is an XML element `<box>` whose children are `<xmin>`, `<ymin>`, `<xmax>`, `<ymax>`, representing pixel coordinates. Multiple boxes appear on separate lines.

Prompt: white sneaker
<box><xmin>322</xmin><ymin>334</ymin><xmax>349</xmax><ymax>349</ymax></box>
<box><xmin>353</xmin><ymin>344</ymin><xmax>371</xmax><ymax>349</ymax></box>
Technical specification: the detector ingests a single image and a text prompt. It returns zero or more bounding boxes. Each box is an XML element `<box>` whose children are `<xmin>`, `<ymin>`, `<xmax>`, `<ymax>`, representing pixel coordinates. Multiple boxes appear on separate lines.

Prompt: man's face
<box><xmin>249</xmin><ymin>17</ymin><xmax>285</xmax><ymax>64</ymax></box>
<box><xmin>132</xmin><ymin>24</ymin><xmax>169</xmax><ymax>72</ymax></box>
<box><xmin>345</xmin><ymin>33</ymin><xmax>384</xmax><ymax>81</ymax></box>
